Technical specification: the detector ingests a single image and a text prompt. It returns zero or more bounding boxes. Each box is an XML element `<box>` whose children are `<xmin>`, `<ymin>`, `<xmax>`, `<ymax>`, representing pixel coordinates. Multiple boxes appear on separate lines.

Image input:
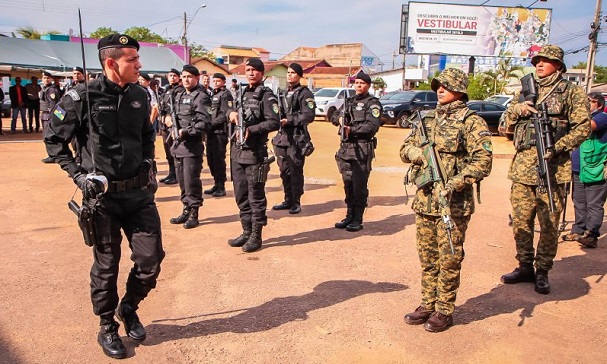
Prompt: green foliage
<box><xmin>467</xmin><ymin>73</ymin><xmax>493</xmax><ymax>100</ymax></box>
<box><xmin>372</xmin><ymin>77</ymin><xmax>387</xmax><ymax>91</ymax></box>
<box><xmin>89</xmin><ymin>27</ymin><xmax>118</xmax><ymax>39</ymax></box>
<box><xmin>124</xmin><ymin>26</ymin><xmax>167</xmax><ymax>44</ymax></box>
<box><xmin>16</xmin><ymin>26</ymin><xmax>60</xmax><ymax>39</ymax></box>
<box><xmin>415</xmin><ymin>82</ymin><xmax>432</xmax><ymax>90</ymax></box>
<box><xmin>571</xmin><ymin>62</ymin><xmax>607</xmax><ymax>83</ymax></box>
<box><xmin>190</xmin><ymin>42</ymin><xmax>215</xmax><ymax>61</ymax></box>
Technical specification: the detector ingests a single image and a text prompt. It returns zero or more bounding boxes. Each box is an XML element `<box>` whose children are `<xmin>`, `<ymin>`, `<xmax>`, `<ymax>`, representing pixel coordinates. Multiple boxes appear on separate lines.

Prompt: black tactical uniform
<box><xmin>169</xmin><ymin>83</ymin><xmax>211</xmax><ymax>229</ymax></box>
<box><xmin>44</xmin><ymin>72</ymin><xmax>164</xmax><ymax>354</ymax></box>
<box><xmin>228</xmin><ymin>80</ymin><xmax>280</xmax><ymax>252</ymax></box>
<box><xmin>205</xmin><ymin>84</ymin><xmax>234</xmax><ymax>197</ymax></box>
<box><xmin>40</xmin><ymin>82</ymin><xmax>60</xmax><ymax>133</ymax></box>
<box><xmin>158</xmin><ymin>81</ymin><xmax>183</xmax><ymax>184</ymax></box>
<box><xmin>271</xmin><ymin>83</ymin><xmax>315</xmax><ymax>214</ymax></box>
<box><xmin>331</xmin><ymin>90</ymin><xmax>381</xmax><ymax>231</ymax></box>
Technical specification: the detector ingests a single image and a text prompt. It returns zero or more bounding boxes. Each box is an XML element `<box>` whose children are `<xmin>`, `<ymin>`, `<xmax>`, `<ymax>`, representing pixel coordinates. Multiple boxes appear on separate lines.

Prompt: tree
<box><xmin>16</xmin><ymin>26</ymin><xmax>60</xmax><ymax>39</ymax></box>
<box><xmin>372</xmin><ymin>77</ymin><xmax>387</xmax><ymax>92</ymax></box>
<box><xmin>90</xmin><ymin>27</ymin><xmax>118</xmax><ymax>39</ymax></box>
<box><xmin>124</xmin><ymin>27</ymin><xmax>166</xmax><ymax>44</ymax></box>
<box><xmin>467</xmin><ymin>73</ymin><xmax>494</xmax><ymax>100</ymax></box>
<box><xmin>571</xmin><ymin>62</ymin><xmax>607</xmax><ymax>84</ymax></box>
<box><xmin>190</xmin><ymin>42</ymin><xmax>215</xmax><ymax>61</ymax></box>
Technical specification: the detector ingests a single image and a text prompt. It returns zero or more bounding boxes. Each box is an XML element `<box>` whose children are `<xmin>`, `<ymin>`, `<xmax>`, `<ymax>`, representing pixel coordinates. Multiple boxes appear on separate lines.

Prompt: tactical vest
<box><xmin>242</xmin><ymin>86</ymin><xmax>270</xmax><ymax>127</ymax></box>
<box><xmin>513</xmin><ymin>80</ymin><xmax>571</xmax><ymax>151</ymax></box>
<box><xmin>346</xmin><ymin>95</ymin><xmax>378</xmax><ymax>140</ymax></box>
<box><xmin>40</xmin><ymin>85</ymin><xmax>56</xmax><ymax>112</ymax></box>
<box><xmin>175</xmin><ymin>89</ymin><xmax>203</xmax><ymax>128</ymax></box>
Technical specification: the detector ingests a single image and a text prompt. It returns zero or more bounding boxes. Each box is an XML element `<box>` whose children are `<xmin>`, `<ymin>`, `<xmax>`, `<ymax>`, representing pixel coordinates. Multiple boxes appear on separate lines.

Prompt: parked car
<box><xmin>498</xmin><ymin>113</ymin><xmax>513</xmax><ymax>140</ymax></box>
<box><xmin>2</xmin><ymin>92</ymin><xmax>10</xmax><ymax>118</ymax></box>
<box><xmin>484</xmin><ymin>94</ymin><xmax>514</xmax><ymax>107</ymax></box>
<box><xmin>314</xmin><ymin>88</ymin><xmax>356</xmax><ymax>121</ymax></box>
<box><xmin>467</xmin><ymin>100</ymin><xmax>506</xmax><ymax>134</ymax></box>
<box><xmin>380</xmin><ymin>90</ymin><xmax>437</xmax><ymax>128</ymax></box>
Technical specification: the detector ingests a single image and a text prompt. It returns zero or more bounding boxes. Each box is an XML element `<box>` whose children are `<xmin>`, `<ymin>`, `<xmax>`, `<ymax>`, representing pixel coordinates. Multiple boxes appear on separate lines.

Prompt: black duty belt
<box><xmin>107</xmin><ymin>176</ymin><xmax>140</xmax><ymax>193</ymax></box>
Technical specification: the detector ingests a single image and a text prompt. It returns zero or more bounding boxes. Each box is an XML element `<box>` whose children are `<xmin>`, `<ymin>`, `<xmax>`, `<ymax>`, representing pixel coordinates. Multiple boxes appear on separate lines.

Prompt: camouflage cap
<box><xmin>531</xmin><ymin>44</ymin><xmax>567</xmax><ymax>73</ymax></box>
<box><xmin>431</xmin><ymin>68</ymin><xmax>469</xmax><ymax>99</ymax></box>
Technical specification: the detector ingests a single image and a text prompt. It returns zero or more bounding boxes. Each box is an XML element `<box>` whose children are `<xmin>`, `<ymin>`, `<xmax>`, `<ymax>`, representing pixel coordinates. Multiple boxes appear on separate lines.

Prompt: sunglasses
<box><xmin>589</xmin><ymin>99</ymin><xmax>598</xmax><ymax>104</ymax></box>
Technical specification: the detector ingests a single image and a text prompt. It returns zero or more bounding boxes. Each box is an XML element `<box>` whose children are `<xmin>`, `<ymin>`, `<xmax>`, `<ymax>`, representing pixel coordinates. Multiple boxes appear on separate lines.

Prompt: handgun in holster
<box><xmin>68</xmin><ymin>199</ymin><xmax>97</xmax><ymax>247</ymax></box>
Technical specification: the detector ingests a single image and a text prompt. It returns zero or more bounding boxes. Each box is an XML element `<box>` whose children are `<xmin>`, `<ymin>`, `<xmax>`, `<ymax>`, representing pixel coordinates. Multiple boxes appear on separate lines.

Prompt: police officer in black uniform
<box><xmin>168</xmin><ymin>64</ymin><xmax>211</xmax><ymax>229</ymax></box>
<box><xmin>204</xmin><ymin>73</ymin><xmax>234</xmax><ymax>197</ymax></box>
<box><xmin>40</xmin><ymin>71</ymin><xmax>61</xmax><ymax>163</ymax></box>
<box><xmin>44</xmin><ymin>34</ymin><xmax>164</xmax><ymax>359</ymax></box>
<box><xmin>158</xmin><ymin>68</ymin><xmax>182</xmax><ymax>185</ymax></box>
<box><xmin>271</xmin><ymin>63</ymin><xmax>315</xmax><ymax>214</ymax></box>
<box><xmin>65</xmin><ymin>66</ymin><xmax>86</xmax><ymax>92</ymax></box>
<box><xmin>331</xmin><ymin>70</ymin><xmax>381</xmax><ymax>231</ymax></box>
<box><xmin>227</xmin><ymin>58</ymin><xmax>280</xmax><ymax>252</ymax></box>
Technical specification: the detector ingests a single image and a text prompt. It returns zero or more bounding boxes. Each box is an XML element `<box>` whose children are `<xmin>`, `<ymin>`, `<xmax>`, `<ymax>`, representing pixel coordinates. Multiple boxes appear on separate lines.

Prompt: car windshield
<box><xmin>485</xmin><ymin>95</ymin><xmax>510</xmax><ymax>105</ymax></box>
<box><xmin>380</xmin><ymin>91</ymin><xmax>399</xmax><ymax>100</ymax></box>
<box><xmin>389</xmin><ymin>92</ymin><xmax>416</xmax><ymax>101</ymax></box>
<box><xmin>315</xmin><ymin>89</ymin><xmax>339</xmax><ymax>97</ymax></box>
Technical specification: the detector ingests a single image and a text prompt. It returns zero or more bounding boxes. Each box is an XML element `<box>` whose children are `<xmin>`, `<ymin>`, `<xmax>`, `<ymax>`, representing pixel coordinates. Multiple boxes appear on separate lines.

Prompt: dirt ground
<box><xmin>0</xmin><ymin>119</ymin><xmax>605</xmax><ymax>364</ymax></box>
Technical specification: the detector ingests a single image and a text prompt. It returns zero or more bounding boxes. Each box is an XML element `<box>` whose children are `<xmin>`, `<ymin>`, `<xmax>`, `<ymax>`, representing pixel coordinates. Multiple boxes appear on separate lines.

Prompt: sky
<box><xmin>0</xmin><ymin>0</ymin><xmax>604</xmax><ymax>70</ymax></box>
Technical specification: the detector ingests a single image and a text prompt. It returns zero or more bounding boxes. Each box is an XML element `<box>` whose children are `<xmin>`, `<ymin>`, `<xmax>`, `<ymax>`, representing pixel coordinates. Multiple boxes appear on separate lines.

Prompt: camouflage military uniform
<box><xmin>401</xmin><ymin>68</ymin><xmax>493</xmax><ymax>316</ymax></box>
<box><xmin>504</xmin><ymin>45</ymin><xmax>590</xmax><ymax>273</ymax></box>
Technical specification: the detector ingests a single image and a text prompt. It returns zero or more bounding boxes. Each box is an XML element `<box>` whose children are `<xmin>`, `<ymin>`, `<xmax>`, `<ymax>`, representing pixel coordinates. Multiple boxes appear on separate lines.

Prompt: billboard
<box><xmin>404</xmin><ymin>2</ymin><xmax>552</xmax><ymax>58</ymax></box>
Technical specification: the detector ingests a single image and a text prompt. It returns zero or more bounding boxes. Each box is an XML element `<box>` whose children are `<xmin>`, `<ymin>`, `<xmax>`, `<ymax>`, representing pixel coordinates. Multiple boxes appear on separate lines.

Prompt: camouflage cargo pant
<box><xmin>510</xmin><ymin>182</ymin><xmax>564</xmax><ymax>271</ymax></box>
<box><xmin>415</xmin><ymin>213</ymin><xmax>470</xmax><ymax>315</ymax></box>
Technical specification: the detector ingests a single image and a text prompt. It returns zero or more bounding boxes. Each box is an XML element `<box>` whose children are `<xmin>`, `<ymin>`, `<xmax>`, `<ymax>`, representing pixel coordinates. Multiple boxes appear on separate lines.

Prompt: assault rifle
<box><xmin>414</xmin><ymin>110</ymin><xmax>455</xmax><ymax>254</ymax></box>
<box><xmin>168</xmin><ymin>90</ymin><xmax>180</xmax><ymax>141</ymax></box>
<box><xmin>276</xmin><ymin>88</ymin><xmax>288</xmax><ymax>120</ymax></box>
<box><xmin>520</xmin><ymin>73</ymin><xmax>556</xmax><ymax>213</ymax></box>
<box><xmin>340</xmin><ymin>96</ymin><xmax>351</xmax><ymax>142</ymax></box>
<box><xmin>230</xmin><ymin>84</ymin><xmax>246</xmax><ymax>147</ymax></box>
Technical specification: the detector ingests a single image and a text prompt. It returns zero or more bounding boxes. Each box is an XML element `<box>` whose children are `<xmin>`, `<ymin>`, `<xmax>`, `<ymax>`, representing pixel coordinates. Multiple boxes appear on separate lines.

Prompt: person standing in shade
<box><xmin>227</xmin><ymin>58</ymin><xmax>280</xmax><ymax>253</ymax></box>
<box><xmin>561</xmin><ymin>92</ymin><xmax>607</xmax><ymax>248</ymax></box>
<box><xmin>25</xmin><ymin>76</ymin><xmax>41</xmax><ymax>133</ymax></box>
<box><xmin>204</xmin><ymin>73</ymin><xmax>234</xmax><ymax>198</ymax></box>
<box><xmin>500</xmin><ymin>44</ymin><xmax>590</xmax><ymax>294</ymax></box>
<box><xmin>168</xmin><ymin>65</ymin><xmax>211</xmax><ymax>229</ymax></box>
<box><xmin>400</xmin><ymin>68</ymin><xmax>493</xmax><ymax>332</ymax></box>
<box><xmin>65</xmin><ymin>66</ymin><xmax>86</xmax><ymax>92</ymax></box>
<box><xmin>9</xmin><ymin>76</ymin><xmax>27</xmax><ymax>134</ymax></box>
<box><xmin>44</xmin><ymin>34</ymin><xmax>164</xmax><ymax>359</ymax></box>
<box><xmin>271</xmin><ymin>63</ymin><xmax>315</xmax><ymax>214</ymax></box>
<box><xmin>158</xmin><ymin>68</ymin><xmax>182</xmax><ymax>185</ymax></box>
<box><xmin>330</xmin><ymin>71</ymin><xmax>381</xmax><ymax>232</ymax></box>
<box><xmin>40</xmin><ymin>72</ymin><xmax>61</xmax><ymax>163</ymax></box>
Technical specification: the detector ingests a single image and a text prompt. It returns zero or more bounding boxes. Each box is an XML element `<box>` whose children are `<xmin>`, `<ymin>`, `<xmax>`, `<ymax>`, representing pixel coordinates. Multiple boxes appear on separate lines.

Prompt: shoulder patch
<box><xmin>272</xmin><ymin>103</ymin><xmax>279</xmax><ymax>114</ymax></box>
<box><xmin>66</xmin><ymin>89</ymin><xmax>80</xmax><ymax>101</ymax></box>
<box><xmin>228</xmin><ymin>100</ymin><xmax>233</xmax><ymax>108</ymax></box>
<box><xmin>478</xmin><ymin>130</ymin><xmax>492</xmax><ymax>137</ymax></box>
<box><xmin>370</xmin><ymin>104</ymin><xmax>381</xmax><ymax>118</ymax></box>
<box><xmin>53</xmin><ymin>105</ymin><xmax>66</xmax><ymax>121</ymax></box>
<box><xmin>50</xmin><ymin>93</ymin><xmax>56</xmax><ymax>100</ymax></box>
<box><xmin>306</xmin><ymin>98</ymin><xmax>315</xmax><ymax>109</ymax></box>
<box><xmin>482</xmin><ymin>141</ymin><xmax>493</xmax><ymax>152</ymax></box>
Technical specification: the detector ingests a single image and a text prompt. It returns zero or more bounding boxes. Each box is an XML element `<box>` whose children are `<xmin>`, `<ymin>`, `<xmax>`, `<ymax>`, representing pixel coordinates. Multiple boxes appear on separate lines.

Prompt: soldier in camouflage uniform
<box><xmin>500</xmin><ymin>44</ymin><xmax>590</xmax><ymax>294</ymax></box>
<box><xmin>400</xmin><ymin>68</ymin><xmax>493</xmax><ymax>332</ymax></box>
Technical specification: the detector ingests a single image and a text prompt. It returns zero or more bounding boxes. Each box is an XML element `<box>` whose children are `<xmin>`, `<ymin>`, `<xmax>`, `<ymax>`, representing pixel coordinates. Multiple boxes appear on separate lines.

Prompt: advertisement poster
<box><xmin>407</xmin><ymin>2</ymin><xmax>552</xmax><ymax>58</ymax></box>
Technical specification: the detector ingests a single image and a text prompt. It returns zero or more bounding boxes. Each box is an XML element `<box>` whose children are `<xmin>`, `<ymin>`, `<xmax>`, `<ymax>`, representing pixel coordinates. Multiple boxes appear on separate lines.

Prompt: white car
<box><xmin>484</xmin><ymin>94</ymin><xmax>514</xmax><ymax>107</ymax></box>
<box><xmin>314</xmin><ymin>88</ymin><xmax>356</xmax><ymax>121</ymax></box>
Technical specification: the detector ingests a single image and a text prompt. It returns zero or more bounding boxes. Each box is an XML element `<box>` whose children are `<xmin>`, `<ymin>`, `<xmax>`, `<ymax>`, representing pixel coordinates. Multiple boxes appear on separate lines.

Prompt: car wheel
<box><xmin>397</xmin><ymin>112</ymin><xmax>411</xmax><ymax>128</ymax></box>
<box><xmin>326</xmin><ymin>107</ymin><xmax>336</xmax><ymax>122</ymax></box>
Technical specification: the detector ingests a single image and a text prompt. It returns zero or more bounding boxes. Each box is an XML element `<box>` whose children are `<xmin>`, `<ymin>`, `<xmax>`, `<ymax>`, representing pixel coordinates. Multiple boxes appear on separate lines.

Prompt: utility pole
<box><xmin>183</xmin><ymin>12</ymin><xmax>188</xmax><ymax>63</ymax></box>
<box><xmin>585</xmin><ymin>0</ymin><xmax>602</xmax><ymax>91</ymax></box>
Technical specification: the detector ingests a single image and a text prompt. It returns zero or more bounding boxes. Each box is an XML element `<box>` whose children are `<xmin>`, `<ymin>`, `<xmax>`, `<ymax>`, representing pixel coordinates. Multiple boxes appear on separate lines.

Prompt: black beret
<box><xmin>231</xmin><ymin>78</ymin><xmax>238</xmax><ymax>82</ymax></box>
<box><xmin>73</xmin><ymin>66</ymin><xmax>84</xmax><ymax>74</ymax></box>
<box><xmin>139</xmin><ymin>72</ymin><xmax>151</xmax><ymax>81</ymax></box>
<box><xmin>245</xmin><ymin>57</ymin><xmax>264</xmax><ymax>72</ymax></box>
<box><xmin>213</xmin><ymin>73</ymin><xmax>226</xmax><ymax>80</ymax></box>
<box><xmin>182</xmin><ymin>64</ymin><xmax>200</xmax><ymax>76</ymax></box>
<box><xmin>97</xmin><ymin>33</ymin><xmax>140</xmax><ymax>51</ymax></box>
<box><xmin>168</xmin><ymin>68</ymin><xmax>181</xmax><ymax>76</ymax></box>
<box><xmin>289</xmin><ymin>63</ymin><xmax>303</xmax><ymax>77</ymax></box>
<box><xmin>355</xmin><ymin>70</ymin><xmax>371</xmax><ymax>84</ymax></box>
<box><xmin>42</xmin><ymin>71</ymin><xmax>52</xmax><ymax>77</ymax></box>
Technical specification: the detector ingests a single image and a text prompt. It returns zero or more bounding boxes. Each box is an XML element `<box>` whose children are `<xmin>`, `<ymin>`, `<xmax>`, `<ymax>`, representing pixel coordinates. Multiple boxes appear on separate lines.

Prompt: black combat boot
<box><xmin>534</xmin><ymin>269</ymin><xmax>550</xmax><ymax>294</ymax></box>
<box><xmin>183</xmin><ymin>207</ymin><xmax>199</xmax><ymax>229</ymax></box>
<box><xmin>335</xmin><ymin>207</ymin><xmax>354</xmax><ymax>229</ymax></box>
<box><xmin>242</xmin><ymin>224</ymin><xmax>263</xmax><ymax>252</ymax></box>
<box><xmin>163</xmin><ymin>173</ymin><xmax>177</xmax><ymax>185</ymax></box>
<box><xmin>204</xmin><ymin>183</ymin><xmax>217</xmax><ymax>195</ymax></box>
<box><xmin>346</xmin><ymin>207</ymin><xmax>364</xmax><ymax>232</ymax></box>
<box><xmin>170</xmin><ymin>206</ymin><xmax>191</xmax><ymax>224</ymax></box>
<box><xmin>212</xmin><ymin>182</ymin><xmax>226</xmax><ymax>197</ymax></box>
<box><xmin>116</xmin><ymin>302</ymin><xmax>146</xmax><ymax>341</ymax></box>
<box><xmin>272</xmin><ymin>196</ymin><xmax>292</xmax><ymax>210</ymax></box>
<box><xmin>500</xmin><ymin>263</ymin><xmax>535</xmax><ymax>284</ymax></box>
<box><xmin>289</xmin><ymin>198</ymin><xmax>301</xmax><ymax>214</ymax></box>
<box><xmin>97</xmin><ymin>321</ymin><xmax>127</xmax><ymax>359</ymax></box>
<box><xmin>228</xmin><ymin>220</ymin><xmax>252</xmax><ymax>247</ymax></box>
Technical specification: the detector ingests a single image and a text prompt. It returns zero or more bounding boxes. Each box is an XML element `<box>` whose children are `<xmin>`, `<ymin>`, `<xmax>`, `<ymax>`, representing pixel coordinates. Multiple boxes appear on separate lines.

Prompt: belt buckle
<box><xmin>115</xmin><ymin>180</ymin><xmax>126</xmax><ymax>192</ymax></box>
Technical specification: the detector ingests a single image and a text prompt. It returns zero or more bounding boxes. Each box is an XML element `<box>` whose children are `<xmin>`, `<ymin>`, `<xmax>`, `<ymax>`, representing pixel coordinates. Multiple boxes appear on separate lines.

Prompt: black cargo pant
<box><xmin>27</xmin><ymin>100</ymin><xmax>40</xmax><ymax>131</ymax></box>
<box><xmin>336</xmin><ymin>141</ymin><xmax>372</xmax><ymax>208</ymax></box>
<box><xmin>207</xmin><ymin>132</ymin><xmax>228</xmax><ymax>184</ymax></box>
<box><xmin>161</xmin><ymin>128</ymin><xmax>175</xmax><ymax>176</ymax></box>
<box><xmin>89</xmin><ymin>189</ymin><xmax>164</xmax><ymax>324</ymax></box>
<box><xmin>274</xmin><ymin>143</ymin><xmax>305</xmax><ymax>203</ymax></box>
<box><xmin>231</xmin><ymin>159</ymin><xmax>268</xmax><ymax>226</ymax></box>
<box><xmin>175</xmin><ymin>155</ymin><xmax>203</xmax><ymax>208</ymax></box>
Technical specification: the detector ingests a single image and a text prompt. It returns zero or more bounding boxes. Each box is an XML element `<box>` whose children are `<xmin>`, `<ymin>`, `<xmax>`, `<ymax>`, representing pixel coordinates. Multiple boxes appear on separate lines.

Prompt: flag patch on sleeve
<box><xmin>53</xmin><ymin>105</ymin><xmax>66</xmax><ymax>121</ymax></box>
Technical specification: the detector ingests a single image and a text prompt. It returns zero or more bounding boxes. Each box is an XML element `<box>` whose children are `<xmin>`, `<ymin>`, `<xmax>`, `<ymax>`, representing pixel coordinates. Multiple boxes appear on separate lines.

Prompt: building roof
<box><xmin>0</xmin><ymin>36</ymin><xmax>184</xmax><ymax>73</ymax></box>
<box><xmin>230</xmin><ymin>60</ymin><xmax>288</xmax><ymax>75</ymax></box>
<box><xmin>307</xmin><ymin>66</ymin><xmax>354</xmax><ymax>75</ymax></box>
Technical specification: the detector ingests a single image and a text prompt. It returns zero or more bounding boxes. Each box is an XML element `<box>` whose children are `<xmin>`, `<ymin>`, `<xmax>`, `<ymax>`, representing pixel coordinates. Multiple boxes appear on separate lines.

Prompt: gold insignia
<box><xmin>272</xmin><ymin>103</ymin><xmax>279</xmax><ymax>114</ymax></box>
<box><xmin>307</xmin><ymin>101</ymin><xmax>315</xmax><ymax>109</ymax></box>
<box><xmin>119</xmin><ymin>36</ymin><xmax>128</xmax><ymax>44</ymax></box>
<box><xmin>371</xmin><ymin>108</ymin><xmax>380</xmax><ymax>118</ymax></box>
<box><xmin>228</xmin><ymin>101</ymin><xmax>233</xmax><ymax>107</ymax></box>
<box><xmin>50</xmin><ymin>93</ymin><xmax>56</xmax><ymax>100</ymax></box>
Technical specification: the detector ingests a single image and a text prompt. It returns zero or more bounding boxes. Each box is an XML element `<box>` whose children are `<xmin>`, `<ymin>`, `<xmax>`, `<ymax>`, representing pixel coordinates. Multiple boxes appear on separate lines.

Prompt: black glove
<box><xmin>73</xmin><ymin>173</ymin><xmax>105</xmax><ymax>198</ymax></box>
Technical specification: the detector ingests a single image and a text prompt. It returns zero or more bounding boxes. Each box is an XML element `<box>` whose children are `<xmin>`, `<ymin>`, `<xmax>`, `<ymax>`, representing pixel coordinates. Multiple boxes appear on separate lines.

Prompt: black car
<box><xmin>380</xmin><ymin>90</ymin><xmax>437</xmax><ymax>128</ymax></box>
<box><xmin>466</xmin><ymin>100</ymin><xmax>506</xmax><ymax>133</ymax></box>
